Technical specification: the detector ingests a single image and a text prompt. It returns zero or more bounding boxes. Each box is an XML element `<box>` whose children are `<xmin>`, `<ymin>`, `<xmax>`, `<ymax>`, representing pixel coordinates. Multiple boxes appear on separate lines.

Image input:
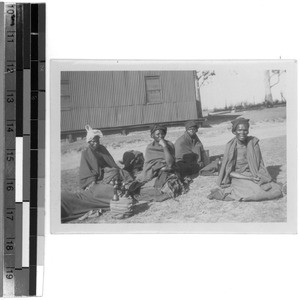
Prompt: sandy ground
<box><xmin>61</xmin><ymin>107</ymin><xmax>287</xmax><ymax>223</ymax></box>
<box><xmin>61</xmin><ymin>118</ymin><xmax>286</xmax><ymax>171</ymax></box>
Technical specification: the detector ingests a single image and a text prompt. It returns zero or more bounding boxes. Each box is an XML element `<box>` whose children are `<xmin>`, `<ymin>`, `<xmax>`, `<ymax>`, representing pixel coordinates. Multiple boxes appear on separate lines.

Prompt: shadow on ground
<box><xmin>267</xmin><ymin>165</ymin><xmax>282</xmax><ymax>181</ymax></box>
<box><xmin>133</xmin><ymin>202</ymin><xmax>151</xmax><ymax>215</ymax></box>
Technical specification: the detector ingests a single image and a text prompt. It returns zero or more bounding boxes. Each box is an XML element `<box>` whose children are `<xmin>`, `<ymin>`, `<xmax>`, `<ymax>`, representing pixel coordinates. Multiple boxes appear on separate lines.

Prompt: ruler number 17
<box><xmin>6</xmin><ymin>210</ymin><xmax>14</xmax><ymax>221</ymax></box>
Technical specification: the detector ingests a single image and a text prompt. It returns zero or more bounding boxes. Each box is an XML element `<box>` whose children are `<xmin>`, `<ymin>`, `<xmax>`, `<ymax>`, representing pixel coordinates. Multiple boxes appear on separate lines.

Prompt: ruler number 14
<box><xmin>6</xmin><ymin>123</ymin><xmax>14</xmax><ymax>133</ymax></box>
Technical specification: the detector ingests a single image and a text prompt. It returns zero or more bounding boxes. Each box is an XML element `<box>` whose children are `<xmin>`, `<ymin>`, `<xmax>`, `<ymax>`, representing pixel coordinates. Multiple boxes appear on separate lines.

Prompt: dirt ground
<box><xmin>61</xmin><ymin>106</ymin><xmax>287</xmax><ymax>223</ymax></box>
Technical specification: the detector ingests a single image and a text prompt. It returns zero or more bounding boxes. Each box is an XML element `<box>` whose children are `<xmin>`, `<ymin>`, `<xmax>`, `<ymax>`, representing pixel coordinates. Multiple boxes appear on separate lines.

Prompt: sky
<box><xmin>199</xmin><ymin>65</ymin><xmax>287</xmax><ymax>110</ymax></box>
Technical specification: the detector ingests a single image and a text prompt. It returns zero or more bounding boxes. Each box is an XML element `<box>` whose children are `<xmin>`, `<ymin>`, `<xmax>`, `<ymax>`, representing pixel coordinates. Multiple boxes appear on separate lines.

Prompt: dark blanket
<box><xmin>199</xmin><ymin>159</ymin><xmax>219</xmax><ymax>176</ymax></box>
<box><xmin>137</xmin><ymin>140</ymin><xmax>175</xmax><ymax>182</ymax></box>
<box><xmin>61</xmin><ymin>183</ymin><xmax>114</xmax><ymax>223</ymax></box>
<box><xmin>217</xmin><ymin>136</ymin><xmax>273</xmax><ymax>190</ymax></box>
<box><xmin>79</xmin><ymin>146</ymin><xmax>132</xmax><ymax>189</ymax></box>
<box><xmin>62</xmin><ymin>145</ymin><xmax>134</xmax><ymax>223</ymax></box>
<box><xmin>175</xmin><ymin>132</ymin><xmax>208</xmax><ymax>176</ymax></box>
<box><xmin>121</xmin><ymin>150</ymin><xmax>144</xmax><ymax>178</ymax></box>
<box><xmin>175</xmin><ymin>132</ymin><xmax>205</xmax><ymax>164</ymax></box>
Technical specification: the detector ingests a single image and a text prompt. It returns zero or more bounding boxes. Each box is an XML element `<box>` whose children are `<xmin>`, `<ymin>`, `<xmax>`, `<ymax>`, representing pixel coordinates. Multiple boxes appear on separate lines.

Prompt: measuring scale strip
<box><xmin>29</xmin><ymin>4</ymin><xmax>38</xmax><ymax>295</ymax></box>
<box><xmin>3</xmin><ymin>3</ymin><xmax>17</xmax><ymax>297</ymax></box>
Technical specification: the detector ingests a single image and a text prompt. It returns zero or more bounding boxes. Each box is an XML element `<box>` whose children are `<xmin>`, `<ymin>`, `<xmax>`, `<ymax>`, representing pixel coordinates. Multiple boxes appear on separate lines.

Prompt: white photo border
<box><xmin>50</xmin><ymin>60</ymin><xmax>297</xmax><ymax>234</ymax></box>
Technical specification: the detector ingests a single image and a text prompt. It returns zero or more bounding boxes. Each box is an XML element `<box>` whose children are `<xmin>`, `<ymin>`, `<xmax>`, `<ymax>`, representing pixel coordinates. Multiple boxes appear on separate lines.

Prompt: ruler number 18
<box><xmin>5</xmin><ymin>239</ymin><xmax>14</xmax><ymax>251</ymax></box>
<box><xmin>6</xmin><ymin>93</ymin><xmax>15</xmax><ymax>103</ymax></box>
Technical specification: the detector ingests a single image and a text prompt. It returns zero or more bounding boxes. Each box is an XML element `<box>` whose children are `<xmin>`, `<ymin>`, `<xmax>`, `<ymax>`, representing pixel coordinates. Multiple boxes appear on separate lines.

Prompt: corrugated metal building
<box><xmin>61</xmin><ymin>71</ymin><xmax>203</xmax><ymax>135</ymax></box>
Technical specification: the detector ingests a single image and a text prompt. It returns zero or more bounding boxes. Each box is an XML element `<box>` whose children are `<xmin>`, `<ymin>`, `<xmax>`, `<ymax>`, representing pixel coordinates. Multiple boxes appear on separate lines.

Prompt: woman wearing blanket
<box><xmin>208</xmin><ymin>118</ymin><xmax>284</xmax><ymax>201</ymax></box>
<box><xmin>61</xmin><ymin>125</ymin><xmax>133</xmax><ymax>222</ymax></box>
<box><xmin>134</xmin><ymin>124</ymin><xmax>187</xmax><ymax>202</ymax></box>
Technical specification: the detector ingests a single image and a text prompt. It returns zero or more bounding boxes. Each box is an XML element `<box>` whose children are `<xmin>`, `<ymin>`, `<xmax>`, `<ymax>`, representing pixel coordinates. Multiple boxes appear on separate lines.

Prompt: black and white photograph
<box><xmin>50</xmin><ymin>60</ymin><xmax>296</xmax><ymax>233</ymax></box>
<box><xmin>2</xmin><ymin>0</ymin><xmax>300</xmax><ymax>298</ymax></box>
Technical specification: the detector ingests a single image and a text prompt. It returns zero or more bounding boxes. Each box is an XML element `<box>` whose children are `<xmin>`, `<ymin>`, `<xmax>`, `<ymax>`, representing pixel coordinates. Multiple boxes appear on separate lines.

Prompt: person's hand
<box><xmin>85</xmin><ymin>181</ymin><xmax>95</xmax><ymax>191</ymax></box>
<box><xmin>221</xmin><ymin>184</ymin><xmax>231</xmax><ymax>188</ymax></box>
<box><xmin>198</xmin><ymin>162</ymin><xmax>204</xmax><ymax>168</ymax></box>
<box><xmin>251</xmin><ymin>176</ymin><xmax>260</xmax><ymax>183</ymax></box>
<box><xmin>161</xmin><ymin>166</ymin><xmax>172</xmax><ymax>172</ymax></box>
<box><xmin>158</xmin><ymin>138</ymin><xmax>167</xmax><ymax>147</ymax></box>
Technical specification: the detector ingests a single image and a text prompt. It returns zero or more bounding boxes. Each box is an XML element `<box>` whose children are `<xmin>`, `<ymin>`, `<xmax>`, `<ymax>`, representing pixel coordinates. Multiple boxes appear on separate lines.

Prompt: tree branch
<box><xmin>197</xmin><ymin>70</ymin><xmax>215</xmax><ymax>87</ymax></box>
<box><xmin>270</xmin><ymin>77</ymin><xmax>280</xmax><ymax>88</ymax></box>
<box><xmin>270</xmin><ymin>70</ymin><xmax>286</xmax><ymax>89</ymax></box>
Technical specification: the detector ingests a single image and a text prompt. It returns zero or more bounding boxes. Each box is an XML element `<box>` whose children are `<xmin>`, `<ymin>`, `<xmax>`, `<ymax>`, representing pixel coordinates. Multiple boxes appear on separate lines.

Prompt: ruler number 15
<box><xmin>6</xmin><ymin>152</ymin><xmax>14</xmax><ymax>162</ymax></box>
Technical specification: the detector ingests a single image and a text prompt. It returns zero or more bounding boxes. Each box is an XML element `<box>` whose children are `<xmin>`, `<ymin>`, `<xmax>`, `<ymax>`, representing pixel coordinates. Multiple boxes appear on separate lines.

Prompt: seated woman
<box><xmin>175</xmin><ymin>120</ymin><xmax>208</xmax><ymax>177</ymax></box>
<box><xmin>79</xmin><ymin>125</ymin><xmax>132</xmax><ymax>189</ymax></box>
<box><xmin>133</xmin><ymin>124</ymin><xmax>184</xmax><ymax>201</ymax></box>
<box><xmin>208</xmin><ymin>118</ymin><xmax>283</xmax><ymax>201</ymax></box>
<box><xmin>137</xmin><ymin>124</ymin><xmax>175</xmax><ymax>182</ymax></box>
<box><xmin>61</xmin><ymin>125</ymin><xmax>133</xmax><ymax>222</ymax></box>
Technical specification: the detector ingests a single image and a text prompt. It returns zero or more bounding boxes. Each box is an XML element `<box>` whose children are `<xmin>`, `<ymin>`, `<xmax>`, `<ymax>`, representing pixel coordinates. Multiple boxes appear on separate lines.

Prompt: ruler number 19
<box><xmin>5</xmin><ymin>268</ymin><xmax>14</xmax><ymax>280</ymax></box>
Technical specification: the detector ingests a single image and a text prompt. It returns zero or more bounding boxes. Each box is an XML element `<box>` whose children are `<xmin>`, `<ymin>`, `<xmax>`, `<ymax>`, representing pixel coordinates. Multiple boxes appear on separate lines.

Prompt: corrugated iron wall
<box><xmin>61</xmin><ymin>71</ymin><xmax>199</xmax><ymax>132</ymax></box>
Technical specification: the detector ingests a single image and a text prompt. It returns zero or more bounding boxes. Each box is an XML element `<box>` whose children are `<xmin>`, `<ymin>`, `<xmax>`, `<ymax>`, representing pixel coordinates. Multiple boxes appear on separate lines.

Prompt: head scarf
<box><xmin>85</xmin><ymin>124</ymin><xmax>103</xmax><ymax>143</ymax></box>
<box><xmin>185</xmin><ymin>120</ymin><xmax>199</xmax><ymax>130</ymax></box>
<box><xmin>150</xmin><ymin>124</ymin><xmax>167</xmax><ymax>135</ymax></box>
<box><xmin>231</xmin><ymin>118</ymin><xmax>250</xmax><ymax>133</ymax></box>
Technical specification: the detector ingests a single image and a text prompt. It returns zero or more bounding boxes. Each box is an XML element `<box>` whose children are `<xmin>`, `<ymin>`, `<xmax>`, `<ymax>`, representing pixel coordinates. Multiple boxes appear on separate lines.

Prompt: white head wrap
<box><xmin>85</xmin><ymin>124</ymin><xmax>103</xmax><ymax>143</ymax></box>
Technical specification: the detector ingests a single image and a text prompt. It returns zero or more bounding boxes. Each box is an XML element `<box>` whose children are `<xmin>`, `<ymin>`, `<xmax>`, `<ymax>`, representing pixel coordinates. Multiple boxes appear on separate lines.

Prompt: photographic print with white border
<box><xmin>50</xmin><ymin>60</ymin><xmax>297</xmax><ymax>234</ymax></box>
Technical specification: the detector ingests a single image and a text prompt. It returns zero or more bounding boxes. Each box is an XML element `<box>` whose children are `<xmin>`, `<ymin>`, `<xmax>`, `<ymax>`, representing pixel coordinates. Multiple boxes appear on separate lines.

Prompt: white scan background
<box><xmin>37</xmin><ymin>0</ymin><xmax>300</xmax><ymax>299</ymax></box>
